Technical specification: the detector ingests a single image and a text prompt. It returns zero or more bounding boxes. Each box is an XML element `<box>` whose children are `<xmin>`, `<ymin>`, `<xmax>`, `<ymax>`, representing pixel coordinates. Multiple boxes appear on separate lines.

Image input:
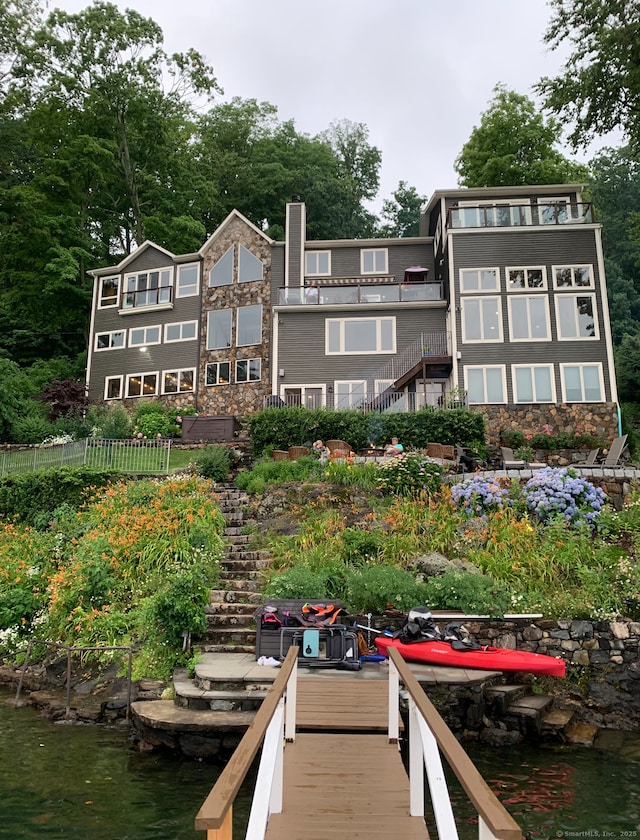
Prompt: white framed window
<box><xmin>374</xmin><ymin>379</ymin><xmax>394</xmax><ymax>396</ymax></box>
<box><xmin>326</xmin><ymin>317</ymin><xmax>396</xmax><ymax>355</ymax></box>
<box><xmin>176</xmin><ymin>263</ymin><xmax>199</xmax><ymax>298</ymax></box>
<box><xmin>560</xmin><ymin>363</ymin><xmax>604</xmax><ymax>403</ymax></box>
<box><xmin>237</xmin><ymin>304</ymin><xmax>262</xmax><ymax>346</ymax></box>
<box><xmin>507</xmin><ymin>267</ymin><xmax>546</xmax><ymax>291</ymax></box>
<box><xmin>460</xmin><ymin>268</ymin><xmax>499</xmax><ymax>293</ymax></box>
<box><xmin>238</xmin><ymin>245</ymin><xmax>263</xmax><ymax>283</ymax></box>
<box><xmin>552</xmin><ymin>265</ymin><xmax>594</xmax><ymax>289</ymax></box>
<box><xmin>508</xmin><ymin>296</ymin><xmax>550</xmax><ymax>341</ymax></box>
<box><xmin>123</xmin><ymin>268</ymin><xmax>172</xmax><ymax>309</ymax></box>
<box><xmin>104</xmin><ymin>375</ymin><xmax>123</xmax><ymax>400</ymax></box>
<box><xmin>335</xmin><ymin>380</ymin><xmax>367</xmax><ymax>409</ymax></box>
<box><xmin>95</xmin><ymin>330</ymin><xmax>125</xmax><ymax>351</ymax></box>
<box><xmin>537</xmin><ymin>197</ymin><xmax>571</xmax><ymax>225</ymax></box>
<box><xmin>555</xmin><ymin>294</ymin><xmax>598</xmax><ymax>339</ymax></box>
<box><xmin>207</xmin><ymin>309</ymin><xmax>232</xmax><ymax>350</ymax></box>
<box><xmin>206</xmin><ymin>361</ymin><xmax>231</xmax><ymax>386</ymax></box>
<box><xmin>126</xmin><ymin>372</ymin><xmax>158</xmax><ymax>398</ymax></box>
<box><xmin>512</xmin><ymin>365</ymin><xmax>555</xmax><ymax>403</ymax></box>
<box><xmin>164</xmin><ymin>321</ymin><xmax>198</xmax><ymax>343</ymax></box>
<box><xmin>280</xmin><ymin>385</ymin><xmax>325</xmax><ymax>408</ymax></box>
<box><xmin>129</xmin><ymin>325</ymin><xmax>161</xmax><ymax>348</ymax></box>
<box><xmin>305</xmin><ymin>251</ymin><xmax>331</xmax><ymax>276</ymax></box>
<box><xmin>162</xmin><ymin>368</ymin><xmax>195</xmax><ymax>394</ymax></box>
<box><xmin>464</xmin><ymin>366</ymin><xmax>507</xmax><ymax>404</ymax></box>
<box><xmin>461</xmin><ymin>297</ymin><xmax>502</xmax><ymax>342</ymax></box>
<box><xmin>99</xmin><ymin>276</ymin><xmax>119</xmax><ymax>308</ymax></box>
<box><xmin>209</xmin><ymin>247</ymin><xmax>234</xmax><ymax>287</ymax></box>
<box><xmin>361</xmin><ymin>248</ymin><xmax>388</xmax><ymax>274</ymax></box>
<box><xmin>236</xmin><ymin>358</ymin><xmax>261</xmax><ymax>383</ymax></box>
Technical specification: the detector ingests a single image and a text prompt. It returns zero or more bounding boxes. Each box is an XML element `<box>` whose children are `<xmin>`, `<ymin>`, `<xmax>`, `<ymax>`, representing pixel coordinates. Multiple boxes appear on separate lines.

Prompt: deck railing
<box><xmin>195</xmin><ymin>646</ymin><xmax>299</xmax><ymax>840</ymax></box>
<box><xmin>447</xmin><ymin>201</ymin><xmax>594</xmax><ymax>230</ymax></box>
<box><xmin>277</xmin><ymin>280</ymin><xmax>443</xmax><ymax>306</ymax></box>
<box><xmin>387</xmin><ymin>646</ymin><xmax>521</xmax><ymax>840</ymax></box>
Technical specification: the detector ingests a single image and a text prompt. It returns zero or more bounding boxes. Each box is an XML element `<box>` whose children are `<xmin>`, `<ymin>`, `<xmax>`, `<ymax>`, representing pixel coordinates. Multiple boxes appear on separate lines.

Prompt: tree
<box><xmin>536</xmin><ymin>0</ymin><xmax>640</xmax><ymax>151</ymax></box>
<box><xmin>376</xmin><ymin>181</ymin><xmax>426</xmax><ymax>237</ymax></box>
<box><xmin>454</xmin><ymin>85</ymin><xmax>588</xmax><ymax>187</ymax></box>
<box><xmin>615</xmin><ymin>334</ymin><xmax>640</xmax><ymax>403</ymax></box>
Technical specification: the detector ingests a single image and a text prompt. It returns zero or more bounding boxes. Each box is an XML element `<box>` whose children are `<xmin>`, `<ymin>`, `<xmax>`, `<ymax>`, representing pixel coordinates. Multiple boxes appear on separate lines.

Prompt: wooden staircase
<box><xmin>200</xmin><ymin>483</ymin><xmax>271</xmax><ymax>654</ymax></box>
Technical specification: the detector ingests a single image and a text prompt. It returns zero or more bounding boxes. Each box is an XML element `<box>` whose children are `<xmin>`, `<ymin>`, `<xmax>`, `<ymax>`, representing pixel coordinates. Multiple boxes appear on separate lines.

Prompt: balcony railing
<box><xmin>263</xmin><ymin>388</ymin><xmax>466</xmax><ymax>413</ymax></box>
<box><xmin>277</xmin><ymin>280</ymin><xmax>443</xmax><ymax>306</ymax></box>
<box><xmin>122</xmin><ymin>286</ymin><xmax>173</xmax><ymax>309</ymax></box>
<box><xmin>447</xmin><ymin>202</ymin><xmax>594</xmax><ymax>230</ymax></box>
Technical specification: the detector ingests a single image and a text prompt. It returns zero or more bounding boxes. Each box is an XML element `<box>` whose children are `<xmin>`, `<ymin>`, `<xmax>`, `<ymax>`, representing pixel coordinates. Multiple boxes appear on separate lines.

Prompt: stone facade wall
<box><xmin>198</xmin><ymin>217</ymin><xmax>273</xmax><ymax>416</ymax></box>
<box><xmin>476</xmin><ymin>403</ymin><xmax>619</xmax><ymax>449</ymax></box>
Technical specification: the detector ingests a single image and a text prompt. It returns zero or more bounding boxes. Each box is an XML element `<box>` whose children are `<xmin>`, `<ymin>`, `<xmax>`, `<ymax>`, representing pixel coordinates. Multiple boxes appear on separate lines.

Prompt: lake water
<box><xmin>3</xmin><ymin>691</ymin><xmax>640</xmax><ymax>839</ymax></box>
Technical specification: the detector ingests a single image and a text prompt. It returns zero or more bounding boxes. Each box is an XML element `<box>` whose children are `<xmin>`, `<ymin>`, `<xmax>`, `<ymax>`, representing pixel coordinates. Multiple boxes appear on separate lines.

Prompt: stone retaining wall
<box><xmin>478</xmin><ymin>403</ymin><xmax>619</xmax><ymax>449</ymax></box>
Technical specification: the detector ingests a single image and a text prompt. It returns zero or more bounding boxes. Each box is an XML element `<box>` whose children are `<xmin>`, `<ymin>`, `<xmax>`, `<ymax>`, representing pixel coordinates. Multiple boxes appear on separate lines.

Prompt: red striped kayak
<box><xmin>375</xmin><ymin>636</ymin><xmax>566</xmax><ymax>677</ymax></box>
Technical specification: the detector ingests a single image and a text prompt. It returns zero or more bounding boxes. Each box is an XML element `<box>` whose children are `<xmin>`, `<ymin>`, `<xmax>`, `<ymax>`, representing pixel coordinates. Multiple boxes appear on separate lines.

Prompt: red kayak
<box><xmin>375</xmin><ymin>635</ymin><xmax>566</xmax><ymax>677</ymax></box>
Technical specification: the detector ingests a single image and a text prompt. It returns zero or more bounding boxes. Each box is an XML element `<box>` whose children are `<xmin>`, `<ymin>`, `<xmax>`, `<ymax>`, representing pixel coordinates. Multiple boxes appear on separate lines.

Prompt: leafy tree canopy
<box><xmin>536</xmin><ymin>0</ymin><xmax>640</xmax><ymax>151</ymax></box>
<box><xmin>455</xmin><ymin>85</ymin><xmax>588</xmax><ymax>187</ymax></box>
<box><xmin>376</xmin><ymin>181</ymin><xmax>426</xmax><ymax>238</ymax></box>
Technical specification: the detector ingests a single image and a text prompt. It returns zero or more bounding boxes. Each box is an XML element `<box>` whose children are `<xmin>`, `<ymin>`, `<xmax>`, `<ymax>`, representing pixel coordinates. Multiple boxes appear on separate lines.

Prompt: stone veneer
<box><xmin>477</xmin><ymin>403</ymin><xmax>619</xmax><ymax>449</ymax></box>
<box><xmin>198</xmin><ymin>216</ymin><xmax>273</xmax><ymax>416</ymax></box>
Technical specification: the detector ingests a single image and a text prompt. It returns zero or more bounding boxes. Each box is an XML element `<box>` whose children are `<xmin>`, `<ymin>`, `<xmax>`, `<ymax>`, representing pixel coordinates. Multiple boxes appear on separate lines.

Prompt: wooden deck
<box><xmin>264</xmin><ymin>675</ymin><xmax>426</xmax><ymax>840</ymax></box>
<box><xmin>264</xmin><ymin>733</ymin><xmax>429</xmax><ymax>840</ymax></box>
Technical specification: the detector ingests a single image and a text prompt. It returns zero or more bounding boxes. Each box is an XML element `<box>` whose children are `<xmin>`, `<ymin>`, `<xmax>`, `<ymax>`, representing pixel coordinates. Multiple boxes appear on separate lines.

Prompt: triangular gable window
<box><xmin>209</xmin><ymin>246</ymin><xmax>233</xmax><ymax>287</ymax></box>
<box><xmin>238</xmin><ymin>245</ymin><xmax>263</xmax><ymax>283</ymax></box>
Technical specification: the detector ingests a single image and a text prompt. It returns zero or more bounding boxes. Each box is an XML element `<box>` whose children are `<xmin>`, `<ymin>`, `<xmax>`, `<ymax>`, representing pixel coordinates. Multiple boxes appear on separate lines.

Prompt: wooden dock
<box><xmin>264</xmin><ymin>675</ymin><xmax>426</xmax><ymax>840</ymax></box>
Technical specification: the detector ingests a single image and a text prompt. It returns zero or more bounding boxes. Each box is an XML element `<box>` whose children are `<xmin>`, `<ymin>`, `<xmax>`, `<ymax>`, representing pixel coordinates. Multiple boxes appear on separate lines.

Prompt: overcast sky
<box><xmin>54</xmin><ymin>0</ymin><xmax>618</xmax><ymax>212</ymax></box>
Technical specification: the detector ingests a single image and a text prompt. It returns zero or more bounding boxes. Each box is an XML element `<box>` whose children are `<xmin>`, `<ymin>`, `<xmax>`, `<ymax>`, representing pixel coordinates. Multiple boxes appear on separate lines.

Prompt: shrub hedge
<box><xmin>245</xmin><ymin>406</ymin><xmax>486</xmax><ymax>456</ymax></box>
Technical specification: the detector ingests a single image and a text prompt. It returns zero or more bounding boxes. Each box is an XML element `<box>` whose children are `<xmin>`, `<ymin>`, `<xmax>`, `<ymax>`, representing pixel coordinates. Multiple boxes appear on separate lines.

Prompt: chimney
<box><xmin>285</xmin><ymin>197</ymin><xmax>306</xmax><ymax>288</ymax></box>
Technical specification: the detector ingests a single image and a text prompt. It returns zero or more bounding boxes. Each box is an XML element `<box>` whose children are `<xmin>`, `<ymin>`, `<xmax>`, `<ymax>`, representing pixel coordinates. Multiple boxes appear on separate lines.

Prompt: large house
<box><xmin>86</xmin><ymin>184</ymin><xmax>619</xmax><ymax>445</ymax></box>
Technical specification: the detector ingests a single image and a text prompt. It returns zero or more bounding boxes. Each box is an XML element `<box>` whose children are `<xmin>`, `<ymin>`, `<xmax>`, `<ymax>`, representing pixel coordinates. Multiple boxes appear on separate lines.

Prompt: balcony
<box><xmin>122</xmin><ymin>285</ymin><xmax>173</xmax><ymax>310</ymax></box>
<box><xmin>277</xmin><ymin>280</ymin><xmax>443</xmax><ymax>307</ymax></box>
<box><xmin>447</xmin><ymin>202</ymin><xmax>594</xmax><ymax>230</ymax></box>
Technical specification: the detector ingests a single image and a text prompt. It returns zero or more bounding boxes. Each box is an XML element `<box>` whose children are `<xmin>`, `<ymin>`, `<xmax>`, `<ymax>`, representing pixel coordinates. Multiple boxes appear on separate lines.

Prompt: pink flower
<box><xmin>137</xmin><ymin>432</ymin><xmax>143</xmax><ymax>439</ymax></box>
<box><xmin>525</xmin><ymin>434</ymin><xmax>532</xmax><ymax>440</ymax></box>
<box><xmin>157</xmin><ymin>433</ymin><xmax>162</xmax><ymax>439</ymax></box>
<box><xmin>176</xmin><ymin>416</ymin><xmax>183</xmax><ymax>423</ymax></box>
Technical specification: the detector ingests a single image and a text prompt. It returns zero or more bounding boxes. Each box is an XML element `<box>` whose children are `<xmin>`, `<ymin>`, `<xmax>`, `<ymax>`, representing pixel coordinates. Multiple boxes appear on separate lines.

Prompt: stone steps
<box><xmin>485</xmin><ymin>682</ymin><xmax>586</xmax><ymax>743</ymax></box>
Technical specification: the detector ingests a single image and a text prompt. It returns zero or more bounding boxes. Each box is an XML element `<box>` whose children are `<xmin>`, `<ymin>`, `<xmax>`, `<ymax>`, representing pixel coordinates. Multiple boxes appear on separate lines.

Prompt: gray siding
<box><xmin>277</xmin><ymin>305</ymin><xmax>446</xmax><ymax>386</ymax></box>
<box><xmin>285</xmin><ymin>203</ymin><xmax>304</xmax><ymax>286</ymax></box>
<box><xmin>303</xmin><ymin>241</ymin><xmax>434</xmax><ymax>281</ymax></box>
<box><xmin>450</xmin><ymin>228</ymin><xmax>613</xmax><ymax>402</ymax></box>
<box><xmin>121</xmin><ymin>246</ymin><xmax>175</xmax><ymax>274</ymax></box>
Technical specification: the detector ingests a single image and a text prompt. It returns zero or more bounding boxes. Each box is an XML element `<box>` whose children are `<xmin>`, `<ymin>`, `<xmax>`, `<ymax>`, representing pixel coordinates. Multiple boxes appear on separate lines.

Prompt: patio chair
<box><xmin>600</xmin><ymin>435</ymin><xmax>628</xmax><ymax>467</ymax></box>
<box><xmin>455</xmin><ymin>444</ymin><xmax>476</xmax><ymax>473</ymax></box>
<box><xmin>569</xmin><ymin>448</ymin><xmax>600</xmax><ymax>468</ymax></box>
<box><xmin>500</xmin><ymin>447</ymin><xmax>526</xmax><ymax>469</ymax></box>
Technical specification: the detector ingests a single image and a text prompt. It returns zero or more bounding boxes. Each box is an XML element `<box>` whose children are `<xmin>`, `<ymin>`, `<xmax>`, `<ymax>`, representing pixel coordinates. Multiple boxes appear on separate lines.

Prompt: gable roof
<box><xmin>199</xmin><ymin>209</ymin><xmax>274</xmax><ymax>256</ymax></box>
<box><xmin>89</xmin><ymin>241</ymin><xmax>176</xmax><ymax>277</ymax></box>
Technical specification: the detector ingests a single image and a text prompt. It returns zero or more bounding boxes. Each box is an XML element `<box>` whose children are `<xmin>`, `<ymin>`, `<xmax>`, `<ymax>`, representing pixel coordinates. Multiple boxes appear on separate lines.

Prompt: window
<box><xmin>207</xmin><ymin>310</ymin><xmax>232</xmax><ymax>349</ymax></box>
<box><xmin>209</xmin><ymin>247</ymin><xmax>233</xmax><ymax>287</ymax></box>
<box><xmin>237</xmin><ymin>304</ymin><xmax>262</xmax><ymax>346</ymax></box>
<box><xmin>126</xmin><ymin>372</ymin><xmax>158</xmax><ymax>398</ymax></box>
<box><xmin>507</xmin><ymin>267</ymin><xmax>546</xmax><ymax>291</ymax></box>
<box><xmin>129</xmin><ymin>325</ymin><xmax>161</xmax><ymax>347</ymax></box>
<box><xmin>560</xmin><ymin>364</ymin><xmax>603</xmax><ymax>402</ymax></box>
<box><xmin>238</xmin><ymin>245</ymin><xmax>263</xmax><ymax>283</ymax></box>
<box><xmin>512</xmin><ymin>365</ymin><xmax>555</xmax><ymax>403</ymax></box>
<box><xmin>453</xmin><ymin>201</ymin><xmax>531</xmax><ymax>228</ymax></box>
<box><xmin>123</xmin><ymin>268</ymin><xmax>172</xmax><ymax>309</ymax></box>
<box><xmin>95</xmin><ymin>330</ymin><xmax>125</xmax><ymax>351</ymax></box>
<box><xmin>176</xmin><ymin>263</ymin><xmax>199</xmax><ymax>298</ymax></box>
<box><xmin>508</xmin><ymin>296</ymin><xmax>549</xmax><ymax>341</ymax></box>
<box><xmin>236</xmin><ymin>358</ymin><xmax>261</xmax><ymax>383</ymax></box>
<box><xmin>555</xmin><ymin>295</ymin><xmax>598</xmax><ymax>339</ymax></box>
<box><xmin>537</xmin><ymin>197</ymin><xmax>570</xmax><ymax>225</ymax></box>
<box><xmin>461</xmin><ymin>297</ymin><xmax>502</xmax><ymax>342</ymax></box>
<box><xmin>99</xmin><ymin>276</ymin><xmax>119</xmax><ymax>308</ymax></box>
<box><xmin>460</xmin><ymin>268</ymin><xmax>499</xmax><ymax>293</ymax></box>
<box><xmin>165</xmin><ymin>321</ymin><xmax>198</xmax><ymax>343</ymax></box>
<box><xmin>104</xmin><ymin>376</ymin><xmax>123</xmax><ymax>400</ymax></box>
<box><xmin>206</xmin><ymin>362</ymin><xmax>230</xmax><ymax>386</ymax></box>
<box><xmin>326</xmin><ymin>317</ymin><xmax>396</xmax><ymax>355</ymax></box>
<box><xmin>464</xmin><ymin>366</ymin><xmax>506</xmax><ymax>404</ymax></box>
<box><xmin>305</xmin><ymin>251</ymin><xmax>331</xmax><ymax>276</ymax></box>
<box><xmin>162</xmin><ymin>368</ymin><xmax>195</xmax><ymax>394</ymax></box>
<box><xmin>335</xmin><ymin>380</ymin><xmax>366</xmax><ymax>409</ymax></box>
<box><xmin>361</xmin><ymin>248</ymin><xmax>388</xmax><ymax>274</ymax></box>
<box><xmin>553</xmin><ymin>265</ymin><xmax>594</xmax><ymax>289</ymax></box>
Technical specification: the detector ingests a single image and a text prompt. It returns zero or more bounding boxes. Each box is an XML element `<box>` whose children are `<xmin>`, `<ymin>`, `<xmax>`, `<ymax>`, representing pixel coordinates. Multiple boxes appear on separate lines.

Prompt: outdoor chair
<box><xmin>500</xmin><ymin>446</ymin><xmax>526</xmax><ymax>469</ymax></box>
<box><xmin>569</xmin><ymin>448</ymin><xmax>600</xmax><ymax>468</ymax></box>
<box><xmin>600</xmin><ymin>435</ymin><xmax>628</xmax><ymax>467</ymax></box>
<box><xmin>456</xmin><ymin>444</ymin><xmax>477</xmax><ymax>473</ymax></box>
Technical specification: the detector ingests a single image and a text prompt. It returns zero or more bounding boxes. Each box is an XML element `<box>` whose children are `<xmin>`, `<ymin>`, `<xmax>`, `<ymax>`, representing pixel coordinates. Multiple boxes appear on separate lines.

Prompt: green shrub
<box><xmin>421</xmin><ymin>570</ymin><xmax>512</xmax><ymax>617</ymax></box>
<box><xmin>0</xmin><ymin>466</ymin><xmax>122</xmax><ymax>527</ymax></box>
<box><xmin>344</xmin><ymin>565</ymin><xmax>428</xmax><ymax>613</ymax></box>
<box><xmin>89</xmin><ymin>404</ymin><xmax>133</xmax><ymax>439</ymax></box>
<box><xmin>10</xmin><ymin>414</ymin><xmax>55</xmax><ymax>444</ymax></box>
<box><xmin>263</xmin><ymin>565</ymin><xmax>329</xmax><ymax>599</ymax></box>
<box><xmin>194</xmin><ymin>445</ymin><xmax>233</xmax><ymax>481</ymax></box>
<box><xmin>235</xmin><ymin>456</ymin><xmax>322</xmax><ymax>492</ymax></box>
<box><xmin>375</xmin><ymin>453</ymin><xmax>444</xmax><ymax>497</ymax></box>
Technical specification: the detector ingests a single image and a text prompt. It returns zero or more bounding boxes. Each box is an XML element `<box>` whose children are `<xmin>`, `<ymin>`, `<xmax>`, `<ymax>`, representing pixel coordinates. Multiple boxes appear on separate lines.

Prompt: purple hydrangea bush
<box><xmin>522</xmin><ymin>467</ymin><xmax>607</xmax><ymax>527</ymax></box>
<box><xmin>451</xmin><ymin>475</ymin><xmax>512</xmax><ymax>517</ymax></box>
